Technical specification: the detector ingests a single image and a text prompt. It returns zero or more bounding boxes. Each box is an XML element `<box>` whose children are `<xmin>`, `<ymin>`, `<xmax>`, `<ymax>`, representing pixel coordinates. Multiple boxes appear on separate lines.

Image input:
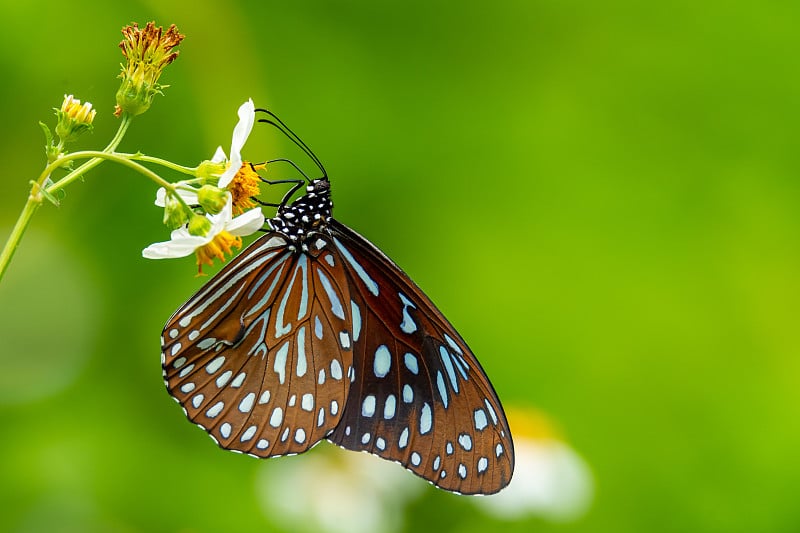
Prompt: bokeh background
<box><xmin>1</xmin><ymin>1</ymin><xmax>799</xmax><ymax>532</ymax></box>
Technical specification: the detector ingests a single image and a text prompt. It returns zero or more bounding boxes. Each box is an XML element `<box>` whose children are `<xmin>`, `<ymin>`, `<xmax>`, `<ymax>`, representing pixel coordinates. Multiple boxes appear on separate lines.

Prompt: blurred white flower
<box><xmin>472</xmin><ymin>408</ymin><xmax>593</xmax><ymax>522</ymax></box>
<box><xmin>255</xmin><ymin>448</ymin><xmax>424</xmax><ymax>533</ymax></box>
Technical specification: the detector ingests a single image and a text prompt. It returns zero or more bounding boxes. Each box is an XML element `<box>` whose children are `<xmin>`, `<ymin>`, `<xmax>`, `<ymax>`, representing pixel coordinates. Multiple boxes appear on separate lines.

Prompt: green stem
<box><xmin>121</xmin><ymin>153</ymin><xmax>197</xmax><ymax>176</ymax></box>
<box><xmin>0</xmin><ymin>196</ymin><xmax>41</xmax><ymax>282</ymax></box>
<box><xmin>46</xmin><ymin>151</ymin><xmax>174</xmax><ymax>193</ymax></box>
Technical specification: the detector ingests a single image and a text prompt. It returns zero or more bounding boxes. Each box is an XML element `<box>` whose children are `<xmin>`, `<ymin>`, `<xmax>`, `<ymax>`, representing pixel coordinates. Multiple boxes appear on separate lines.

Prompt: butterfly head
<box><xmin>270</xmin><ymin>178</ymin><xmax>333</xmax><ymax>247</ymax></box>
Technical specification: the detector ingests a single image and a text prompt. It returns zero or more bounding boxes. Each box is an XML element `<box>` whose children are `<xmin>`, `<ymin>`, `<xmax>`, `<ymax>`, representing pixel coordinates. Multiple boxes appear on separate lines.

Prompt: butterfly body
<box><xmin>162</xmin><ymin>177</ymin><xmax>514</xmax><ymax>494</ymax></box>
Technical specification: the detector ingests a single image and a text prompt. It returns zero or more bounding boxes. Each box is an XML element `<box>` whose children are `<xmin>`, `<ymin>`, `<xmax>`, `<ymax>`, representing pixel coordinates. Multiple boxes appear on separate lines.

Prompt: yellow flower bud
<box><xmin>54</xmin><ymin>94</ymin><xmax>96</xmax><ymax>143</ymax></box>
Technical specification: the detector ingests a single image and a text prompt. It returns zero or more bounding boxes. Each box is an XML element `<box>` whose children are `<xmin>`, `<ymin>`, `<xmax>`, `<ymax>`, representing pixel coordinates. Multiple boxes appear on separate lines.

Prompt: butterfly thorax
<box><xmin>269</xmin><ymin>178</ymin><xmax>333</xmax><ymax>249</ymax></box>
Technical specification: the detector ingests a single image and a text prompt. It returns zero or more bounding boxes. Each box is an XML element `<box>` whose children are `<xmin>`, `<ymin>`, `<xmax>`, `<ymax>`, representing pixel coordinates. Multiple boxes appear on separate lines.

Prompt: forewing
<box><xmin>161</xmin><ymin>233</ymin><xmax>354</xmax><ymax>456</ymax></box>
<box><xmin>325</xmin><ymin>220</ymin><xmax>514</xmax><ymax>495</ymax></box>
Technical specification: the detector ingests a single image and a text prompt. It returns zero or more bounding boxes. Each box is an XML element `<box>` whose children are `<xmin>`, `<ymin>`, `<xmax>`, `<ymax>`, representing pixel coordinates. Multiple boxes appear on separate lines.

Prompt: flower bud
<box><xmin>196</xmin><ymin>185</ymin><xmax>229</xmax><ymax>215</ymax></box>
<box><xmin>196</xmin><ymin>159</ymin><xmax>228</xmax><ymax>183</ymax></box>
<box><xmin>187</xmin><ymin>214</ymin><xmax>212</xmax><ymax>236</ymax></box>
<box><xmin>55</xmin><ymin>94</ymin><xmax>96</xmax><ymax>143</ymax></box>
<box><xmin>162</xmin><ymin>193</ymin><xmax>189</xmax><ymax>229</ymax></box>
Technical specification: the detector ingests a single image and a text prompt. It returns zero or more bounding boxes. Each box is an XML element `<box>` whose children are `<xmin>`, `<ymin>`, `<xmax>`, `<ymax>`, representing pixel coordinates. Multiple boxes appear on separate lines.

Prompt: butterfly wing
<box><xmin>161</xmin><ymin>233</ymin><xmax>356</xmax><ymax>456</ymax></box>
<box><xmin>324</xmin><ymin>220</ymin><xmax>514</xmax><ymax>495</ymax></box>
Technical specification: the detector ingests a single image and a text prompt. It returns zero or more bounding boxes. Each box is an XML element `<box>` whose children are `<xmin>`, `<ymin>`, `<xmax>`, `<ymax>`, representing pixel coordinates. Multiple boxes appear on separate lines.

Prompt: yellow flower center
<box><xmin>194</xmin><ymin>230</ymin><xmax>242</xmax><ymax>275</ymax></box>
<box><xmin>228</xmin><ymin>162</ymin><xmax>264</xmax><ymax>214</ymax></box>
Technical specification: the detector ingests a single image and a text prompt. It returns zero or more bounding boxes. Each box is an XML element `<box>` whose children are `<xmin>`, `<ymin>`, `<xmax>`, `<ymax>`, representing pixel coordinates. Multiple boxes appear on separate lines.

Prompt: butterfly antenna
<box><xmin>255</xmin><ymin>108</ymin><xmax>327</xmax><ymax>180</ymax></box>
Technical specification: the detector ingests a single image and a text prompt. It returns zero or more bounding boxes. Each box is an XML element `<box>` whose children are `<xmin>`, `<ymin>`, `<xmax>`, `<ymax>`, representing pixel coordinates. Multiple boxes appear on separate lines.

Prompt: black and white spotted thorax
<box><xmin>268</xmin><ymin>178</ymin><xmax>333</xmax><ymax>249</ymax></box>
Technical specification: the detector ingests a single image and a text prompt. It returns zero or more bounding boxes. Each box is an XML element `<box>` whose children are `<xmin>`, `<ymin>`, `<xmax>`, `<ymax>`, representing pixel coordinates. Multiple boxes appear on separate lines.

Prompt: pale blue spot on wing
<box><xmin>362</xmin><ymin>395</ymin><xmax>376</xmax><ymax>417</ymax></box>
<box><xmin>399</xmin><ymin>427</ymin><xmax>409</xmax><ymax>449</ymax></box>
<box><xmin>274</xmin><ymin>341</ymin><xmax>289</xmax><ymax>384</ymax></box>
<box><xmin>404</xmin><ymin>353</ymin><xmax>419</xmax><ymax>375</ymax></box>
<box><xmin>398</xmin><ymin>292</ymin><xmax>417</xmax><ymax>334</ymax></box>
<box><xmin>314</xmin><ymin>315</ymin><xmax>323</xmax><ymax>339</ymax></box>
<box><xmin>474</xmin><ymin>409</ymin><xmax>488</xmax><ymax>431</ymax></box>
<box><xmin>332</xmin><ymin>237</ymin><xmax>379</xmax><ymax>296</ymax></box>
<box><xmin>351</xmin><ymin>300</ymin><xmax>362</xmax><ymax>341</ymax></box>
<box><xmin>296</xmin><ymin>326</ymin><xmax>307</xmax><ymax>377</ymax></box>
<box><xmin>484</xmin><ymin>399</ymin><xmax>499</xmax><ymax>425</ymax></box>
<box><xmin>436</xmin><ymin>371</ymin><xmax>449</xmax><ymax>409</ymax></box>
<box><xmin>439</xmin><ymin>346</ymin><xmax>460</xmax><ymax>393</ymax></box>
<box><xmin>402</xmin><ymin>384</ymin><xmax>413</xmax><ymax>403</ymax></box>
<box><xmin>420</xmin><ymin>403</ymin><xmax>432</xmax><ymax>434</ymax></box>
<box><xmin>373</xmin><ymin>345</ymin><xmax>391</xmax><ymax>378</ymax></box>
<box><xmin>316</xmin><ymin>268</ymin><xmax>345</xmax><ymax>319</ymax></box>
<box><xmin>384</xmin><ymin>394</ymin><xmax>397</xmax><ymax>419</ymax></box>
<box><xmin>443</xmin><ymin>333</ymin><xmax>464</xmax><ymax>356</ymax></box>
<box><xmin>450</xmin><ymin>351</ymin><xmax>469</xmax><ymax>380</ymax></box>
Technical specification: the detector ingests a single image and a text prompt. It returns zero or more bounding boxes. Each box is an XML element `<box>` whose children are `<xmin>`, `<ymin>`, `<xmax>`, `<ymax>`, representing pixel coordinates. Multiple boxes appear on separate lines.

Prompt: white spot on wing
<box><xmin>206</xmin><ymin>401</ymin><xmax>224</xmax><ymax>419</ymax></box>
<box><xmin>239</xmin><ymin>393</ymin><xmax>256</xmax><ymax>413</ymax></box>
<box><xmin>191</xmin><ymin>394</ymin><xmax>204</xmax><ymax>409</ymax></box>
<box><xmin>206</xmin><ymin>356</ymin><xmax>225</xmax><ymax>374</ymax></box>
<box><xmin>231</xmin><ymin>372</ymin><xmax>246</xmax><ymax>388</ymax></box>
<box><xmin>216</xmin><ymin>370</ymin><xmax>232</xmax><ymax>388</ymax></box>
<box><xmin>270</xmin><ymin>407</ymin><xmax>283</xmax><ymax>427</ymax></box>
<box><xmin>330</xmin><ymin>359</ymin><xmax>342</xmax><ymax>380</ymax></box>
<box><xmin>301</xmin><ymin>393</ymin><xmax>314</xmax><ymax>411</ymax></box>
<box><xmin>241</xmin><ymin>425</ymin><xmax>257</xmax><ymax>442</ymax></box>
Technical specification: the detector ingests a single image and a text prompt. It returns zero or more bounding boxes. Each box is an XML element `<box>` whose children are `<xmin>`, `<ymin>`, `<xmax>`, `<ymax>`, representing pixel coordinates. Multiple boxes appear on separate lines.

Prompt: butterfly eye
<box><xmin>161</xmin><ymin>114</ymin><xmax>513</xmax><ymax>495</ymax></box>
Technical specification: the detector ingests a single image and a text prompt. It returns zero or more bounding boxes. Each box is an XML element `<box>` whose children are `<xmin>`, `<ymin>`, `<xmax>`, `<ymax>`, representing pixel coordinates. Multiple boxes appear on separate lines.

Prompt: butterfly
<box><xmin>160</xmin><ymin>111</ymin><xmax>514</xmax><ymax>495</ymax></box>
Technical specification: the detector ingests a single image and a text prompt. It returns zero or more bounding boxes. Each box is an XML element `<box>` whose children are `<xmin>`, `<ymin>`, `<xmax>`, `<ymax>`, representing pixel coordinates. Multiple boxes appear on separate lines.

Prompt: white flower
<box><xmin>142</xmin><ymin>197</ymin><xmax>264</xmax><ymax>261</ymax></box>
<box><xmin>153</xmin><ymin>98</ymin><xmax>255</xmax><ymax>206</ymax></box>
<box><xmin>472</xmin><ymin>421</ymin><xmax>593</xmax><ymax>522</ymax></box>
<box><xmin>255</xmin><ymin>449</ymin><xmax>424</xmax><ymax>533</ymax></box>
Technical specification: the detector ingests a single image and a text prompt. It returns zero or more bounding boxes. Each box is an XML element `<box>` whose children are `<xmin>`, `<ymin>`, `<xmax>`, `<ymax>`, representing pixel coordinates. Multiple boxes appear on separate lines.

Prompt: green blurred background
<box><xmin>1</xmin><ymin>1</ymin><xmax>799</xmax><ymax>531</ymax></box>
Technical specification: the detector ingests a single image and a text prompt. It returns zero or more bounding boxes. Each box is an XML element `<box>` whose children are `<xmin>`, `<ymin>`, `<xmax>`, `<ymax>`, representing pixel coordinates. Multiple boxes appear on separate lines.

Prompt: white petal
<box><xmin>142</xmin><ymin>238</ymin><xmax>201</xmax><ymax>259</ymax></box>
<box><xmin>211</xmin><ymin>146</ymin><xmax>227</xmax><ymax>163</ymax></box>
<box><xmin>155</xmin><ymin>187</ymin><xmax>168</xmax><ymax>207</ymax></box>
<box><xmin>217</xmin><ymin>164</ymin><xmax>238</xmax><ymax>189</ymax></box>
<box><xmin>231</xmin><ymin>99</ymin><xmax>255</xmax><ymax>157</ymax></box>
<box><xmin>207</xmin><ymin>197</ymin><xmax>234</xmax><ymax>235</ymax></box>
<box><xmin>156</xmin><ymin>185</ymin><xmax>199</xmax><ymax>207</ymax></box>
<box><xmin>219</xmin><ymin>99</ymin><xmax>254</xmax><ymax>188</ymax></box>
<box><xmin>227</xmin><ymin>207</ymin><xmax>265</xmax><ymax>237</ymax></box>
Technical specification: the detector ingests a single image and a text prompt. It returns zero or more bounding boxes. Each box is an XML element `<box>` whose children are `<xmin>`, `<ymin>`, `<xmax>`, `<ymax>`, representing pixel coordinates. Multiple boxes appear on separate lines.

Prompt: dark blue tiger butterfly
<box><xmin>160</xmin><ymin>109</ymin><xmax>514</xmax><ymax>494</ymax></box>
